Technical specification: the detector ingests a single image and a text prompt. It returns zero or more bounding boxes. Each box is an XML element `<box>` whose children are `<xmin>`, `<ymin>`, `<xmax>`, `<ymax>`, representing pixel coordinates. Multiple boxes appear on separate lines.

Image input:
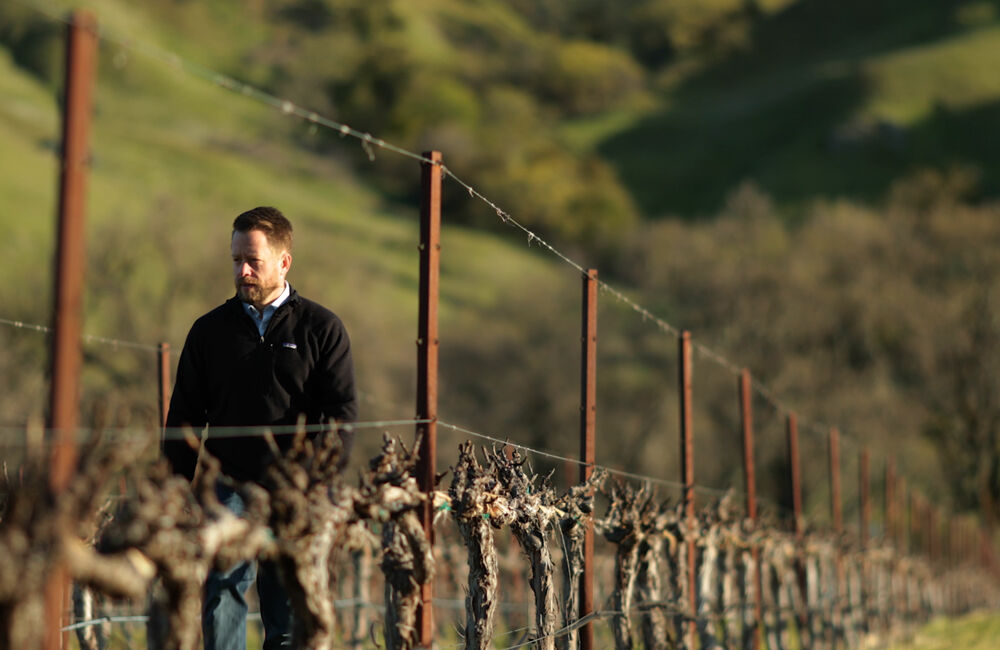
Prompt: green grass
<box><xmin>888</xmin><ymin>611</ymin><xmax>1000</xmax><ymax>650</ymax></box>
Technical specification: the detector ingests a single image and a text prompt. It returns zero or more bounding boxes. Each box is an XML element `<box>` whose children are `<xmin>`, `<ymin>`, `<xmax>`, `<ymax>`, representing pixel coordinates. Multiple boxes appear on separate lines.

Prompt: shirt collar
<box><xmin>270</xmin><ymin>281</ymin><xmax>291</xmax><ymax>310</ymax></box>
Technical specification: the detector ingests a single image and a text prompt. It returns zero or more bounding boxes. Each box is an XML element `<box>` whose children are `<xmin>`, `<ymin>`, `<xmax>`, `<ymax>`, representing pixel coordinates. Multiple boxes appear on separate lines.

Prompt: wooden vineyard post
<box><xmin>829</xmin><ymin>428</ymin><xmax>842</xmax><ymax>534</ymax></box>
<box><xmin>928</xmin><ymin>506</ymin><xmax>937</xmax><ymax>564</ymax></box>
<box><xmin>415</xmin><ymin>150</ymin><xmax>442</xmax><ymax>647</ymax></box>
<box><xmin>859</xmin><ymin>447</ymin><xmax>871</xmax><ymax>636</ymax></box>
<box><xmin>48</xmin><ymin>9</ymin><xmax>97</xmax><ymax>499</ymax></box>
<box><xmin>786</xmin><ymin>412</ymin><xmax>809</xmax><ymax>640</ymax></box>
<box><xmin>679</xmin><ymin>331</ymin><xmax>696</xmax><ymax>649</ymax></box>
<box><xmin>738</xmin><ymin>370</ymin><xmax>758</xmax><ymax>522</ymax></box>
<box><xmin>45</xmin><ymin>11</ymin><xmax>98</xmax><ymax>650</ymax></box>
<box><xmin>787</xmin><ymin>414</ymin><xmax>803</xmax><ymax>538</ymax></box>
<box><xmin>739</xmin><ymin>368</ymin><xmax>762</xmax><ymax>647</ymax></box>
<box><xmin>829</xmin><ymin>427</ymin><xmax>844</xmax><ymax>646</ymax></box>
<box><xmin>899</xmin><ymin>478</ymin><xmax>908</xmax><ymax>553</ymax></box>
<box><xmin>158</xmin><ymin>342</ymin><xmax>171</xmax><ymax>429</ymax></box>
<box><xmin>885</xmin><ymin>459</ymin><xmax>896</xmax><ymax>546</ymax></box>
<box><xmin>580</xmin><ymin>268</ymin><xmax>598</xmax><ymax>650</ymax></box>
<box><xmin>860</xmin><ymin>448</ymin><xmax>870</xmax><ymax>545</ymax></box>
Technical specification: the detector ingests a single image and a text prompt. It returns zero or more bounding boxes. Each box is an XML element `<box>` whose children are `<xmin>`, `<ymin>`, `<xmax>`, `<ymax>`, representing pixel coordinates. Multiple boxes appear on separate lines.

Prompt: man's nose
<box><xmin>238</xmin><ymin>262</ymin><xmax>253</xmax><ymax>276</ymax></box>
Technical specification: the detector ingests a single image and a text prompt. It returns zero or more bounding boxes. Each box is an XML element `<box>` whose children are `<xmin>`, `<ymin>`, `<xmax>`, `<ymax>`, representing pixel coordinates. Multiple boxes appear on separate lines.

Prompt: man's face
<box><xmin>231</xmin><ymin>229</ymin><xmax>291</xmax><ymax>308</ymax></box>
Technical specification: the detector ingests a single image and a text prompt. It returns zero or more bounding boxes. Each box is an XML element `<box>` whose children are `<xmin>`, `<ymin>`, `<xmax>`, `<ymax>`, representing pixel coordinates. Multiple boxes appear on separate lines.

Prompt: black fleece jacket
<box><xmin>164</xmin><ymin>287</ymin><xmax>357</xmax><ymax>482</ymax></box>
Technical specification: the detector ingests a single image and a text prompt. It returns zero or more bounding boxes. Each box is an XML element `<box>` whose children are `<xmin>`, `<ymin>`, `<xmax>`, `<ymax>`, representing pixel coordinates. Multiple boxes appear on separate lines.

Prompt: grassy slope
<box><xmin>5</xmin><ymin>0</ymin><xmax>1000</xmax><ymax>508</ymax></box>
<box><xmin>568</xmin><ymin>0</ymin><xmax>1000</xmax><ymax>217</ymax></box>
<box><xmin>0</xmin><ymin>1</ymin><xmax>575</xmax><ymax>438</ymax></box>
<box><xmin>890</xmin><ymin>612</ymin><xmax>1000</xmax><ymax>650</ymax></box>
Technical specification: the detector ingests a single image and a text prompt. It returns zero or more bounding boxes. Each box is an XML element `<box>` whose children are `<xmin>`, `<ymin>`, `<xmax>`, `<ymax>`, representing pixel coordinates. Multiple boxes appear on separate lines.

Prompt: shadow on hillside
<box><xmin>600</xmin><ymin>68</ymin><xmax>874</xmax><ymax>217</ymax></box>
<box><xmin>904</xmin><ymin>98</ymin><xmax>1000</xmax><ymax>198</ymax></box>
<box><xmin>695</xmin><ymin>0</ymin><xmax>978</xmax><ymax>89</ymax></box>
<box><xmin>599</xmin><ymin>0</ymin><xmax>999</xmax><ymax>217</ymax></box>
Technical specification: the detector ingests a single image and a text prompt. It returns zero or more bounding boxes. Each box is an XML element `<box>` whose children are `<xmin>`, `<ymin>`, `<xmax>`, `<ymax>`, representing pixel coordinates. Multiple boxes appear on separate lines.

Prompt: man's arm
<box><xmin>163</xmin><ymin>327</ymin><xmax>208</xmax><ymax>480</ymax></box>
<box><xmin>315</xmin><ymin>316</ymin><xmax>358</xmax><ymax>461</ymax></box>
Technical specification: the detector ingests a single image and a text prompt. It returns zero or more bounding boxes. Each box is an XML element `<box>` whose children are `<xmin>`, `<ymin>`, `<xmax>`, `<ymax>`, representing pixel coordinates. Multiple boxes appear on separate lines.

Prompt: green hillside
<box><xmin>0</xmin><ymin>0</ymin><xmax>585</xmax><ymax>467</ymax></box>
<box><xmin>590</xmin><ymin>0</ymin><xmax>1000</xmax><ymax>217</ymax></box>
<box><xmin>3</xmin><ymin>0</ymin><xmax>1000</xmax><ymax>528</ymax></box>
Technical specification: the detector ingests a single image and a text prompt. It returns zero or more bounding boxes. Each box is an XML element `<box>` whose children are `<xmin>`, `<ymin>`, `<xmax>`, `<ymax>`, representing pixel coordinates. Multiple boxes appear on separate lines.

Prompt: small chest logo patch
<box><xmin>281</xmin><ymin>342</ymin><xmax>298</xmax><ymax>350</ymax></box>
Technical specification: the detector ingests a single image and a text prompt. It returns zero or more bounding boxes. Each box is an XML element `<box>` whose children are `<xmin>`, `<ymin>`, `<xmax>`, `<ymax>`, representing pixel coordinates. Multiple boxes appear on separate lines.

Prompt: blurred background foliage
<box><xmin>3</xmin><ymin>0</ymin><xmax>1000</xmax><ymax>531</ymax></box>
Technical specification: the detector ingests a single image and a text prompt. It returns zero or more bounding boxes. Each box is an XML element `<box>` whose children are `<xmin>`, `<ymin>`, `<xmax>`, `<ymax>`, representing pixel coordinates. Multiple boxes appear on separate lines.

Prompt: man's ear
<box><xmin>281</xmin><ymin>251</ymin><xmax>292</xmax><ymax>274</ymax></box>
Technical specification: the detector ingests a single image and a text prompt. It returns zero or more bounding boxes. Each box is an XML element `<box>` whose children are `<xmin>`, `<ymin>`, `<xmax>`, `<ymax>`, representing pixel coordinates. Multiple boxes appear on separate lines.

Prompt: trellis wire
<box><xmin>0</xmin><ymin>317</ymin><xmax>159</xmax><ymax>352</ymax></box>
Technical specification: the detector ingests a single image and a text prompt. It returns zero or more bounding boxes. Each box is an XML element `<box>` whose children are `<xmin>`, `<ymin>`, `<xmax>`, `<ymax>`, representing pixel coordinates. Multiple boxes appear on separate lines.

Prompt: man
<box><xmin>164</xmin><ymin>206</ymin><xmax>357</xmax><ymax>649</ymax></box>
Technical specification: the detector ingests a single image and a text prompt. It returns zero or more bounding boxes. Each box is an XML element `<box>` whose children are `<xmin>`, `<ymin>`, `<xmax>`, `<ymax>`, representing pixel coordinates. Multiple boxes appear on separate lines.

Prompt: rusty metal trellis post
<box><xmin>899</xmin><ymin>478</ymin><xmax>908</xmax><ymax>553</ymax></box>
<box><xmin>858</xmin><ymin>447</ymin><xmax>871</xmax><ymax>638</ymax></box>
<box><xmin>415</xmin><ymin>150</ymin><xmax>442</xmax><ymax>648</ymax></box>
<box><xmin>785</xmin><ymin>412</ymin><xmax>809</xmax><ymax>638</ymax></box>
<box><xmin>829</xmin><ymin>428</ymin><xmax>842</xmax><ymax>533</ymax></box>
<box><xmin>885</xmin><ymin>459</ymin><xmax>896</xmax><ymax>546</ymax></box>
<box><xmin>48</xmin><ymin>9</ymin><xmax>97</xmax><ymax>495</ymax></box>
<box><xmin>158</xmin><ymin>342</ymin><xmax>171</xmax><ymax>429</ymax></box>
<box><xmin>828</xmin><ymin>428</ymin><xmax>844</xmax><ymax>647</ymax></box>
<box><xmin>679</xmin><ymin>331</ymin><xmax>696</xmax><ymax>649</ymax></box>
<box><xmin>580</xmin><ymin>268</ymin><xmax>597</xmax><ymax>650</ymax></box>
<box><xmin>860</xmin><ymin>448</ymin><xmax>870</xmax><ymax>546</ymax></box>
<box><xmin>45</xmin><ymin>11</ymin><xmax>98</xmax><ymax>650</ymax></box>
<box><xmin>928</xmin><ymin>506</ymin><xmax>937</xmax><ymax>563</ymax></box>
<box><xmin>739</xmin><ymin>368</ymin><xmax>762</xmax><ymax>647</ymax></box>
<box><xmin>787</xmin><ymin>413</ymin><xmax>803</xmax><ymax>538</ymax></box>
<box><xmin>739</xmin><ymin>369</ymin><xmax>757</xmax><ymax>521</ymax></box>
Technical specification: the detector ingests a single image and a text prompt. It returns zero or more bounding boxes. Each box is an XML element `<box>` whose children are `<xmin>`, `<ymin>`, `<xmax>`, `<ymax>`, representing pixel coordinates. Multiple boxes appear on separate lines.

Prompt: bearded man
<box><xmin>164</xmin><ymin>206</ymin><xmax>357</xmax><ymax>649</ymax></box>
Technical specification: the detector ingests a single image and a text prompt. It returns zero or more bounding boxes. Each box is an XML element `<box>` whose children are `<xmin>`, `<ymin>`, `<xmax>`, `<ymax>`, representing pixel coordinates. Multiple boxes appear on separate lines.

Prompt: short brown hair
<box><xmin>233</xmin><ymin>206</ymin><xmax>293</xmax><ymax>252</ymax></box>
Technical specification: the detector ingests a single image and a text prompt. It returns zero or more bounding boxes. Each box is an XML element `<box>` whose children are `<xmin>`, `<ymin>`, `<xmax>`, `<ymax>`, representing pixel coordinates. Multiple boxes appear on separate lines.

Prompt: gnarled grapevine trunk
<box><xmin>601</xmin><ymin>481</ymin><xmax>655</xmax><ymax>650</ymax></box>
<box><xmin>634</xmin><ymin>501</ymin><xmax>672</xmax><ymax>650</ymax></box>
<box><xmin>358</xmin><ymin>434</ymin><xmax>434</xmax><ymax>650</ymax></box>
<box><xmin>490</xmin><ymin>447</ymin><xmax>559</xmax><ymax>650</ymax></box>
<box><xmin>697</xmin><ymin>523</ymin><xmax>722</xmax><ymax>650</ymax></box>
<box><xmin>449</xmin><ymin>442</ymin><xmax>511</xmax><ymax>650</ymax></box>
<box><xmin>721</xmin><ymin>524</ymin><xmax>744</xmax><ymax>649</ymax></box>
<box><xmin>263</xmin><ymin>429</ymin><xmax>355</xmax><ymax>650</ymax></box>
<box><xmin>555</xmin><ymin>469</ymin><xmax>603</xmax><ymax>650</ymax></box>
<box><xmin>102</xmin><ymin>450</ymin><xmax>273</xmax><ymax>650</ymax></box>
<box><xmin>0</xmin><ymin>433</ymin><xmax>154</xmax><ymax>649</ymax></box>
<box><xmin>663</xmin><ymin>510</ymin><xmax>692</xmax><ymax>650</ymax></box>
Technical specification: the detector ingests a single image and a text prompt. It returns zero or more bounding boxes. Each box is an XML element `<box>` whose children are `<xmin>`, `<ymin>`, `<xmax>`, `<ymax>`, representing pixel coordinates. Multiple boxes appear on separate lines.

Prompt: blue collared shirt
<box><xmin>242</xmin><ymin>282</ymin><xmax>290</xmax><ymax>337</ymax></box>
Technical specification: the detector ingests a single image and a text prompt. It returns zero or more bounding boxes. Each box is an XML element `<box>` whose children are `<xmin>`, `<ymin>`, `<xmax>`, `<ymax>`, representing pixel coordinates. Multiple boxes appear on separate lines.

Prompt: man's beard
<box><xmin>236</xmin><ymin>279</ymin><xmax>279</xmax><ymax>306</ymax></box>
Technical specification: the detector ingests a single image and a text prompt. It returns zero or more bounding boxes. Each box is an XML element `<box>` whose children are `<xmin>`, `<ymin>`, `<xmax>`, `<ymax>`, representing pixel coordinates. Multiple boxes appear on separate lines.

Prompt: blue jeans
<box><xmin>203</xmin><ymin>484</ymin><xmax>292</xmax><ymax>650</ymax></box>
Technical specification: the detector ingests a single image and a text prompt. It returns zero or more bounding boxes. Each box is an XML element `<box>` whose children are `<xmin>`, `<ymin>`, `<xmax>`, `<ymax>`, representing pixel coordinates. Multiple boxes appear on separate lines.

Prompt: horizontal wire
<box><xmin>598</xmin><ymin>281</ymin><xmax>681</xmax><ymax>338</ymax></box>
<box><xmin>159</xmin><ymin>418</ymin><xmax>430</xmax><ymax>441</ymax></box>
<box><xmin>437</xmin><ymin>419</ymin><xmax>806</xmax><ymax>524</ymax></box>
<box><xmin>59</xmin><ymin>597</ymin><xmax>904</xmax><ymax>648</ymax></box>
<box><xmin>0</xmin><ymin>419</ymin><xmax>429</xmax><ymax>446</ymax></box>
<box><xmin>61</xmin><ymin>615</ymin><xmax>150</xmax><ymax>632</ymax></box>
<box><xmin>439</xmin><ymin>170</ymin><xmax>589</xmax><ymax>277</ymax></box>
<box><xmin>492</xmin><ymin>610</ymin><xmax>611</xmax><ymax>650</ymax></box>
<box><xmin>0</xmin><ymin>317</ymin><xmax>160</xmax><ymax>352</ymax></box>
<box><xmin>1</xmin><ymin>314</ymin><xmax>415</xmax><ymax>416</ymax></box>
<box><xmin>693</xmin><ymin>340</ymin><xmax>742</xmax><ymax>377</ymax></box>
<box><xmin>439</xmin><ymin>623</ymin><xmax>536</xmax><ymax>650</ymax></box>
<box><xmin>440</xmin><ymin>419</ymin><xmax>709</xmax><ymax>495</ymax></box>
